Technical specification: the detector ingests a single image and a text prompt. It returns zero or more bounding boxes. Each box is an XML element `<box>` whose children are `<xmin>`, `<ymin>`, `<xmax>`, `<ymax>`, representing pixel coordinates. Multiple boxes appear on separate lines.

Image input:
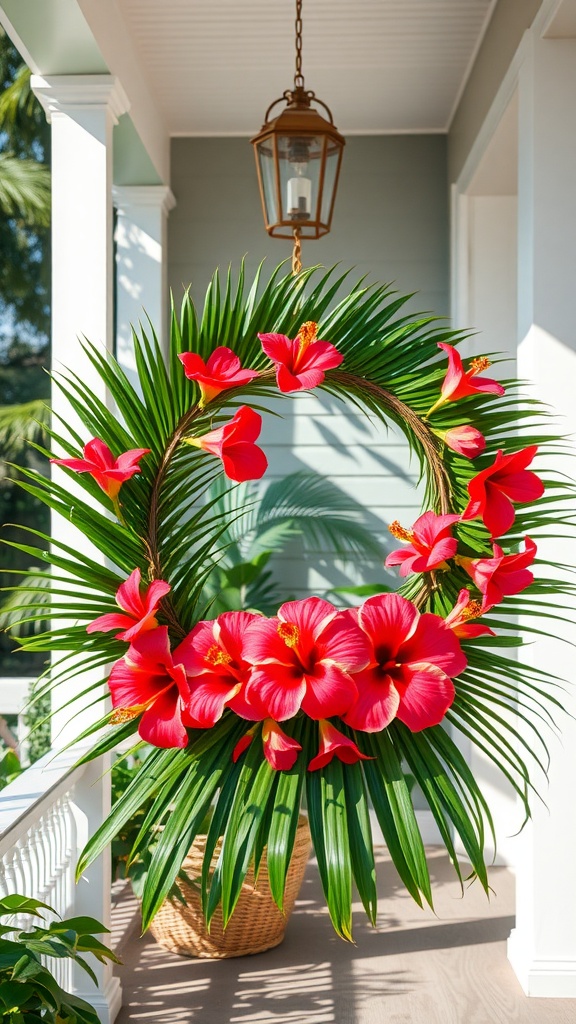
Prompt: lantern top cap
<box><xmin>251</xmin><ymin>86</ymin><xmax>346</xmax><ymax>147</ymax></box>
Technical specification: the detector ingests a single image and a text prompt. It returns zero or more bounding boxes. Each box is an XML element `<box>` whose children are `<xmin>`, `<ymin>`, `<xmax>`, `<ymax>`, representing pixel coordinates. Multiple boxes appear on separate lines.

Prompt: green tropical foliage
<box><xmin>0</xmin><ymin>28</ymin><xmax>51</xmax><ymax>680</ymax></box>
<box><xmin>3</xmin><ymin>263</ymin><xmax>573</xmax><ymax>939</ymax></box>
<box><xmin>0</xmin><ymin>893</ymin><xmax>119</xmax><ymax>1023</ymax></box>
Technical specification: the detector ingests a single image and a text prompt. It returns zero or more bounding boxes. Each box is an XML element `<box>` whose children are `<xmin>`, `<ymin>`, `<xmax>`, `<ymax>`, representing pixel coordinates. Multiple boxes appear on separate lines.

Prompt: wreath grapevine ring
<box><xmin>7</xmin><ymin>263</ymin><xmax>572</xmax><ymax>940</ymax></box>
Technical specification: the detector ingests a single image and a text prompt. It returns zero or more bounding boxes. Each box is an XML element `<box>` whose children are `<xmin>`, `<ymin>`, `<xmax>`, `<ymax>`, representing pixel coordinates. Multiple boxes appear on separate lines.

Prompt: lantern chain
<box><xmin>294</xmin><ymin>0</ymin><xmax>304</xmax><ymax>89</ymax></box>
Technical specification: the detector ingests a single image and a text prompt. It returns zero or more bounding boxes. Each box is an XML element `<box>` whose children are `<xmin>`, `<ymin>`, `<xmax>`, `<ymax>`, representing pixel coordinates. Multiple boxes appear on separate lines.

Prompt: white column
<box><xmin>507</xmin><ymin>32</ymin><xmax>576</xmax><ymax>998</ymax></box>
<box><xmin>31</xmin><ymin>76</ymin><xmax>130</xmax><ymax>1024</ymax></box>
<box><xmin>31</xmin><ymin>75</ymin><xmax>129</xmax><ymax>745</ymax></box>
<box><xmin>113</xmin><ymin>185</ymin><xmax>176</xmax><ymax>383</ymax></box>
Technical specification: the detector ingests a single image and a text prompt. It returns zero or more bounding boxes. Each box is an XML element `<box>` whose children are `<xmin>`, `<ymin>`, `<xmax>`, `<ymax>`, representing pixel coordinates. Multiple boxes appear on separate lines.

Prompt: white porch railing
<box><xmin>0</xmin><ymin>746</ymin><xmax>122</xmax><ymax>1024</ymax></box>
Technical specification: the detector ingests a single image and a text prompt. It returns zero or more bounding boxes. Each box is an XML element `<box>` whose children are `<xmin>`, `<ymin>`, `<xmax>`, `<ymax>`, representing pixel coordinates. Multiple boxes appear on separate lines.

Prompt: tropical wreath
<box><xmin>8</xmin><ymin>264</ymin><xmax>570</xmax><ymax>940</ymax></box>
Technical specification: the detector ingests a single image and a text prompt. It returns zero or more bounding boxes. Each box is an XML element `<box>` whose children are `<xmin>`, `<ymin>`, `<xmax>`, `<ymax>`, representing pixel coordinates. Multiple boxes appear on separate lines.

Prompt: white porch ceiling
<box><xmin>116</xmin><ymin>0</ymin><xmax>497</xmax><ymax>136</ymax></box>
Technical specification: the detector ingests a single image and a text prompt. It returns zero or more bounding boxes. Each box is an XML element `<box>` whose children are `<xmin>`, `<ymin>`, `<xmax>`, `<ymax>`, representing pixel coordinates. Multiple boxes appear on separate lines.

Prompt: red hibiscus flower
<box><xmin>308</xmin><ymin>719</ymin><xmax>373</xmax><ymax>772</ymax></box>
<box><xmin>243</xmin><ymin>597</ymin><xmax>370</xmax><ymax>721</ymax></box>
<box><xmin>385</xmin><ymin>511</ymin><xmax>461</xmax><ymax>577</ymax></box>
<box><xmin>185</xmin><ymin>406</ymin><xmax>268</xmax><ymax>482</ymax></box>
<box><xmin>443</xmin><ymin>589</ymin><xmax>495</xmax><ymax>639</ymax></box>
<box><xmin>258</xmin><ymin>320</ymin><xmax>343</xmax><ymax>393</ymax></box>
<box><xmin>51</xmin><ymin>438</ymin><xmax>150</xmax><ymax>500</ymax></box>
<box><xmin>178</xmin><ymin>347</ymin><xmax>259</xmax><ymax>407</ymax></box>
<box><xmin>443</xmin><ymin>424</ymin><xmax>486</xmax><ymax>459</ymax></box>
<box><xmin>344</xmin><ymin>593</ymin><xmax>466</xmax><ymax>733</ymax></box>
<box><xmin>458</xmin><ymin>537</ymin><xmax>537</xmax><ymax>612</ymax></box>
<box><xmin>87</xmin><ymin>568</ymin><xmax>170</xmax><ymax>643</ymax></box>
<box><xmin>461</xmin><ymin>446</ymin><xmax>544</xmax><ymax>538</ymax></box>
<box><xmin>232</xmin><ymin>720</ymin><xmax>301</xmax><ymax>770</ymax></box>
<box><xmin>177</xmin><ymin>611</ymin><xmax>262</xmax><ymax>727</ymax></box>
<box><xmin>427</xmin><ymin>344</ymin><xmax>505</xmax><ymax>415</ymax></box>
<box><xmin>107</xmin><ymin>627</ymin><xmax>195</xmax><ymax>748</ymax></box>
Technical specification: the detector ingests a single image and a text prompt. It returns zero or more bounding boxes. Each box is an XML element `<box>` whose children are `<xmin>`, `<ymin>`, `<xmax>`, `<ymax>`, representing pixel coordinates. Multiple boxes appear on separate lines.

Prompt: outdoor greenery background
<box><xmin>0</xmin><ymin>28</ymin><xmax>50</xmax><ymax>683</ymax></box>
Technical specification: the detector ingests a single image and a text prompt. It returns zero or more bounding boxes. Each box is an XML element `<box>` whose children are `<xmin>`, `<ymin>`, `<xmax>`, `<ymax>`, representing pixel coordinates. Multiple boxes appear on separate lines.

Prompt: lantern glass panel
<box><xmin>278</xmin><ymin>135</ymin><xmax>323</xmax><ymax>227</ymax></box>
<box><xmin>257</xmin><ymin>140</ymin><xmax>279</xmax><ymax>227</ymax></box>
<box><xmin>320</xmin><ymin>142</ymin><xmax>342</xmax><ymax>226</ymax></box>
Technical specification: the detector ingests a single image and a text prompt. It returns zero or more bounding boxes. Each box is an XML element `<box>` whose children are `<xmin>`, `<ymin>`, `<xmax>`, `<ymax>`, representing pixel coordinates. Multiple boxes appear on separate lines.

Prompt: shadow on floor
<box><xmin>114</xmin><ymin>848</ymin><xmax>575</xmax><ymax>1024</ymax></box>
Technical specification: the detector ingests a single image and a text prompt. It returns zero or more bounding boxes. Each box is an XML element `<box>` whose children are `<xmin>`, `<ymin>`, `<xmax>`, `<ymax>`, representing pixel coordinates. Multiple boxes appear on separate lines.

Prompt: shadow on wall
<box><xmin>258</xmin><ymin>390</ymin><xmax>424</xmax><ymax>601</ymax></box>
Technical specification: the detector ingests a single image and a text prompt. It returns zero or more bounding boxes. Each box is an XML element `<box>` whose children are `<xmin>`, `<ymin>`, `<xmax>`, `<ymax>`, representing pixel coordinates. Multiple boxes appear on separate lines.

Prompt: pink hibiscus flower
<box><xmin>87</xmin><ymin>568</ymin><xmax>170</xmax><ymax>643</ymax></box>
<box><xmin>243</xmin><ymin>597</ymin><xmax>370</xmax><ymax>721</ymax></box>
<box><xmin>51</xmin><ymin>438</ymin><xmax>150</xmax><ymax>500</ymax></box>
<box><xmin>178</xmin><ymin>347</ymin><xmax>259</xmax><ymax>407</ymax></box>
<box><xmin>443</xmin><ymin>589</ymin><xmax>495</xmax><ymax>639</ymax></box>
<box><xmin>461</xmin><ymin>446</ymin><xmax>544</xmax><ymax>538</ymax></box>
<box><xmin>177</xmin><ymin>610</ymin><xmax>262</xmax><ymax>727</ymax></box>
<box><xmin>258</xmin><ymin>320</ymin><xmax>343</xmax><ymax>393</ymax></box>
<box><xmin>427</xmin><ymin>343</ymin><xmax>505</xmax><ymax>415</ymax></box>
<box><xmin>185</xmin><ymin>406</ymin><xmax>268</xmax><ymax>482</ymax></box>
<box><xmin>344</xmin><ymin>593</ymin><xmax>467</xmax><ymax>733</ymax></box>
<box><xmin>308</xmin><ymin>719</ymin><xmax>373</xmax><ymax>772</ymax></box>
<box><xmin>458</xmin><ymin>537</ymin><xmax>537</xmax><ymax>612</ymax></box>
<box><xmin>385</xmin><ymin>511</ymin><xmax>461</xmax><ymax>577</ymax></box>
<box><xmin>443</xmin><ymin>424</ymin><xmax>486</xmax><ymax>459</ymax></box>
<box><xmin>107</xmin><ymin>627</ymin><xmax>195</xmax><ymax>748</ymax></box>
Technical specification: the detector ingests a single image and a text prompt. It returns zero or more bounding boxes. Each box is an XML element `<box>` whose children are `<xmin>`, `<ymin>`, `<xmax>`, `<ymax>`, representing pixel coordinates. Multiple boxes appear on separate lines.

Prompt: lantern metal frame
<box><xmin>250</xmin><ymin>0</ymin><xmax>345</xmax><ymax>264</ymax></box>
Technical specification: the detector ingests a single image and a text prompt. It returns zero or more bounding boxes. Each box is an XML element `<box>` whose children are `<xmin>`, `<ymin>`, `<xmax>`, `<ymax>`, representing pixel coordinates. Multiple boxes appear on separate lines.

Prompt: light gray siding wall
<box><xmin>169</xmin><ymin>136</ymin><xmax>448</xmax><ymax>598</ymax></box>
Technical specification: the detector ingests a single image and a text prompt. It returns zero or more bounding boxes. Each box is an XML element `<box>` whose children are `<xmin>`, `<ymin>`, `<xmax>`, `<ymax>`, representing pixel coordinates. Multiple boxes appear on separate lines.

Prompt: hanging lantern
<box><xmin>251</xmin><ymin>0</ymin><xmax>345</xmax><ymax>272</ymax></box>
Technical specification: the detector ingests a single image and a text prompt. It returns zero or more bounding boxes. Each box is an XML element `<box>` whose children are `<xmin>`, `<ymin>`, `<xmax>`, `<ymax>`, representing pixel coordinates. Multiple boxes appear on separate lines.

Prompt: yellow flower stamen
<box><xmin>277</xmin><ymin>621</ymin><xmax>300</xmax><ymax>648</ymax></box>
<box><xmin>110</xmin><ymin>706</ymin><xmax>144</xmax><ymax>724</ymax></box>
<box><xmin>205</xmin><ymin>644</ymin><xmax>232</xmax><ymax>667</ymax></box>
<box><xmin>388</xmin><ymin>520</ymin><xmax>415</xmax><ymax>543</ymax></box>
<box><xmin>296</xmin><ymin>321</ymin><xmax>318</xmax><ymax>347</ymax></box>
<box><xmin>461</xmin><ymin>600</ymin><xmax>483</xmax><ymax>621</ymax></box>
<box><xmin>469</xmin><ymin>356</ymin><xmax>491</xmax><ymax>375</ymax></box>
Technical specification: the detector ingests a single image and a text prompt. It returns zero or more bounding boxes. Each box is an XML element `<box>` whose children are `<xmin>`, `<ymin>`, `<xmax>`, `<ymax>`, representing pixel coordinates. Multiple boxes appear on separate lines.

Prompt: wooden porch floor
<box><xmin>112</xmin><ymin>848</ymin><xmax>576</xmax><ymax>1024</ymax></box>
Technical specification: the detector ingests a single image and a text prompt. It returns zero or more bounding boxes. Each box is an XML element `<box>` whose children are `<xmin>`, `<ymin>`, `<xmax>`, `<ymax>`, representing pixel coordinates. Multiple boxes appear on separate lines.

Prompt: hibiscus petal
<box><xmin>217</xmin><ymin>610</ymin><xmax>261</xmax><ymax>664</ymax></box>
<box><xmin>115</xmin><ymin>449</ymin><xmax>151</xmax><ymax>471</ymax></box>
<box><xmin>178</xmin><ymin>352</ymin><xmax>208</xmax><ymax>378</ymax></box>
<box><xmin>84</xmin><ymin>438</ymin><xmax>115</xmax><ymax>468</ymax></box>
<box><xmin>413</xmin><ymin>511</ymin><xmax>460</xmax><ymax>546</ymax></box>
<box><xmin>116</xmin><ymin>568</ymin><xmax>144</xmax><ymax>616</ymax></box>
<box><xmin>493</xmin><ymin>470</ymin><xmax>544</xmax><ymax>504</ymax></box>
<box><xmin>400</xmin><ymin>613</ymin><xmax>467</xmax><ymax>676</ymax></box>
<box><xmin>318</xmin><ymin>614</ymin><xmax>371</xmax><ymax>672</ymax></box>
<box><xmin>343</xmin><ymin>667</ymin><xmax>400</xmax><ymax>732</ymax></box>
<box><xmin>186</xmin><ymin>676</ymin><xmax>241</xmax><ymax>727</ymax></box>
<box><xmin>124</xmin><ymin>626</ymin><xmax>173</xmax><ymax>671</ymax></box>
<box><xmin>242</xmin><ymin>617</ymin><xmax>296</xmax><ymax>667</ymax></box>
<box><xmin>275</xmin><ymin>363</ymin><xmax>323</xmax><ymax>392</ymax></box>
<box><xmin>301</xmin><ymin>662</ymin><xmax>358</xmax><ymax>720</ymax></box>
<box><xmin>139</xmin><ymin>689</ymin><xmax>189</xmax><ymax>748</ymax></box>
<box><xmin>262</xmin><ymin>720</ymin><xmax>302</xmax><ymax>771</ymax></box>
<box><xmin>395</xmin><ymin>664</ymin><xmax>455</xmax><ymax>731</ymax></box>
<box><xmin>258</xmin><ymin>333</ymin><xmax>294</xmax><ymax>364</ymax></box>
<box><xmin>438</xmin><ymin>343</ymin><xmax>465</xmax><ymax>400</ymax></box>
<box><xmin>117</xmin><ymin>612</ymin><xmax>161</xmax><ymax>643</ymax></box>
<box><xmin>300</xmin><ymin>339</ymin><xmax>343</xmax><ymax>372</ymax></box>
<box><xmin>244</xmin><ymin>665</ymin><xmax>306</xmax><ymax>721</ymax></box>
<box><xmin>279</xmin><ymin>597</ymin><xmax>337</xmax><ymax>643</ymax></box>
<box><xmin>86</xmin><ymin>612</ymin><xmax>135</xmax><ymax>635</ymax></box>
<box><xmin>221</xmin><ymin>442</ymin><xmax>268</xmax><ymax>482</ymax></box>
<box><xmin>176</xmin><ymin>620</ymin><xmax>218</xmax><ymax>674</ymax></box>
<box><xmin>482</xmin><ymin>482</ymin><xmax>517</xmax><ymax>538</ymax></box>
<box><xmin>358</xmin><ymin>593</ymin><xmax>419</xmax><ymax>660</ymax></box>
<box><xmin>108</xmin><ymin>658</ymin><xmax>169</xmax><ymax>708</ymax></box>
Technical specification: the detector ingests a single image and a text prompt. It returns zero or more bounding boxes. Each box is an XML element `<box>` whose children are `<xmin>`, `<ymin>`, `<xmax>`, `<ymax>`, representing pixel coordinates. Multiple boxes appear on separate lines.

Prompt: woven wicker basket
<box><xmin>150</xmin><ymin>815</ymin><xmax>311</xmax><ymax>959</ymax></box>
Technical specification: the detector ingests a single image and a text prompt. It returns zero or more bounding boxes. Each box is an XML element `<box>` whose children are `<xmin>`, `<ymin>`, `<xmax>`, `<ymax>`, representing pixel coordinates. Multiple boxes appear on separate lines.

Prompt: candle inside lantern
<box><xmin>287</xmin><ymin>175</ymin><xmax>312</xmax><ymax>218</ymax></box>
